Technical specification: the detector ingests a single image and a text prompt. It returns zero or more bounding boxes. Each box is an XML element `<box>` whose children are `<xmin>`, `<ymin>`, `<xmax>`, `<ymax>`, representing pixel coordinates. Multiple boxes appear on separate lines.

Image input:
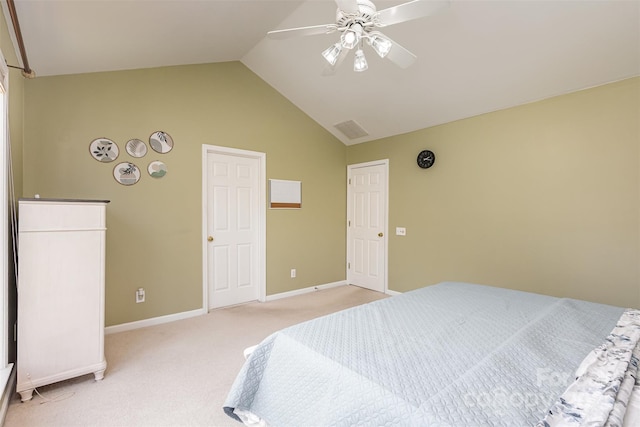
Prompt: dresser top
<box><xmin>19</xmin><ymin>198</ymin><xmax>110</xmax><ymax>204</ymax></box>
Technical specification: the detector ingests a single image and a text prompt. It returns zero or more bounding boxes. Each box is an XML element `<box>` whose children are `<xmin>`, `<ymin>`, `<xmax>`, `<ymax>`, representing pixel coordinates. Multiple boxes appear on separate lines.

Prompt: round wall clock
<box><xmin>417</xmin><ymin>150</ymin><xmax>435</xmax><ymax>169</ymax></box>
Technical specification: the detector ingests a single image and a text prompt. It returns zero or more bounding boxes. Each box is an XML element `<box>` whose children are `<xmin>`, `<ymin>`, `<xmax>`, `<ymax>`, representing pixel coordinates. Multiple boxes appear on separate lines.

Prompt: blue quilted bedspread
<box><xmin>223</xmin><ymin>282</ymin><xmax>624</xmax><ymax>426</ymax></box>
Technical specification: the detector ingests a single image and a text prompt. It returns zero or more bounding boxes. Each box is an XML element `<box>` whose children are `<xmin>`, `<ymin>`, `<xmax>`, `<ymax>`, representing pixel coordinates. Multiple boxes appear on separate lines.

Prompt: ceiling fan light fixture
<box><xmin>341</xmin><ymin>23</ymin><xmax>363</xmax><ymax>49</ymax></box>
<box><xmin>369</xmin><ymin>33</ymin><xmax>393</xmax><ymax>58</ymax></box>
<box><xmin>322</xmin><ymin>43</ymin><xmax>343</xmax><ymax>66</ymax></box>
<box><xmin>269</xmin><ymin>0</ymin><xmax>449</xmax><ymax>74</ymax></box>
<box><xmin>353</xmin><ymin>49</ymin><xmax>368</xmax><ymax>72</ymax></box>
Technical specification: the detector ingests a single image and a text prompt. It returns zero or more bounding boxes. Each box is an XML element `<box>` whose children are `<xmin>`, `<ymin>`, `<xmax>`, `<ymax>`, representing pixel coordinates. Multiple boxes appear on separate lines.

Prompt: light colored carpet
<box><xmin>4</xmin><ymin>285</ymin><xmax>388</xmax><ymax>427</ymax></box>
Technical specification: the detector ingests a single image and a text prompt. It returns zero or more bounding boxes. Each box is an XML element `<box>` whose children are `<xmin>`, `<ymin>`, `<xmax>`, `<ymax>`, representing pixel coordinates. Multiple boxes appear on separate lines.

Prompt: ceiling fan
<box><xmin>267</xmin><ymin>0</ymin><xmax>450</xmax><ymax>74</ymax></box>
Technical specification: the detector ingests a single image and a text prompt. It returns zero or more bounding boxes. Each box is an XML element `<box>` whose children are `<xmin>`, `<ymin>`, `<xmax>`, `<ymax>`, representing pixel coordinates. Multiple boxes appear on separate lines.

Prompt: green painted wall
<box><xmin>347</xmin><ymin>77</ymin><xmax>640</xmax><ymax>308</ymax></box>
<box><xmin>20</xmin><ymin>55</ymin><xmax>640</xmax><ymax>326</ymax></box>
<box><xmin>23</xmin><ymin>63</ymin><xmax>347</xmax><ymax>326</ymax></box>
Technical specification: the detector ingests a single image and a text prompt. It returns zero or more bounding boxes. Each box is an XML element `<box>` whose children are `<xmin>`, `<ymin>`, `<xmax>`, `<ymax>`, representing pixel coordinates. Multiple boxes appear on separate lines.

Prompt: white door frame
<box><xmin>201</xmin><ymin>144</ymin><xmax>266</xmax><ymax>311</ymax></box>
<box><xmin>346</xmin><ymin>159</ymin><xmax>389</xmax><ymax>294</ymax></box>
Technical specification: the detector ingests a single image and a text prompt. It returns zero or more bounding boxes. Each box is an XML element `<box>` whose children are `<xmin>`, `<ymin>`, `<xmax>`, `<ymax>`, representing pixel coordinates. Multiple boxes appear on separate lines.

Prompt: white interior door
<box><xmin>347</xmin><ymin>160</ymin><xmax>388</xmax><ymax>293</ymax></box>
<box><xmin>204</xmin><ymin>146</ymin><xmax>265</xmax><ymax>309</ymax></box>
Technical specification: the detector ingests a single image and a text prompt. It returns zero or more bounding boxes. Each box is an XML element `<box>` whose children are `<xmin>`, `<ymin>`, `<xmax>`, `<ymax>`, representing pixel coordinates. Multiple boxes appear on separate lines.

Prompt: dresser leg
<box><xmin>93</xmin><ymin>369</ymin><xmax>105</xmax><ymax>381</ymax></box>
<box><xmin>19</xmin><ymin>389</ymin><xmax>34</xmax><ymax>402</ymax></box>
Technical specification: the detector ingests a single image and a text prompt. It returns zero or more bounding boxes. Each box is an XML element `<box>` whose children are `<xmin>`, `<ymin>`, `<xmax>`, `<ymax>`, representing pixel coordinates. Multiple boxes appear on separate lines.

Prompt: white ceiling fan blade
<box><xmin>335</xmin><ymin>0</ymin><xmax>359</xmax><ymax>14</ymax></box>
<box><xmin>267</xmin><ymin>24</ymin><xmax>337</xmax><ymax>40</ymax></box>
<box><xmin>376</xmin><ymin>0</ymin><xmax>450</xmax><ymax>27</ymax></box>
<box><xmin>384</xmin><ymin>37</ymin><xmax>417</xmax><ymax>69</ymax></box>
<box><xmin>322</xmin><ymin>49</ymin><xmax>350</xmax><ymax>76</ymax></box>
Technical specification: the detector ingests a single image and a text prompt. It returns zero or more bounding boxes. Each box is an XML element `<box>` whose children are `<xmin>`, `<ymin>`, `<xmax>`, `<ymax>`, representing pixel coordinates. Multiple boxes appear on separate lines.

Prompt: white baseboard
<box><xmin>385</xmin><ymin>289</ymin><xmax>402</xmax><ymax>296</ymax></box>
<box><xmin>105</xmin><ymin>280</ymin><xmax>355</xmax><ymax>334</ymax></box>
<box><xmin>265</xmin><ymin>280</ymin><xmax>347</xmax><ymax>302</ymax></box>
<box><xmin>105</xmin><ymin>308</ymin><xmax>205</xmax><ymax>335</ymax></box>
<box><xmin>0</xmin><ymin>363</ymin><xmax>15</xmax><ymax>426</ymax></box>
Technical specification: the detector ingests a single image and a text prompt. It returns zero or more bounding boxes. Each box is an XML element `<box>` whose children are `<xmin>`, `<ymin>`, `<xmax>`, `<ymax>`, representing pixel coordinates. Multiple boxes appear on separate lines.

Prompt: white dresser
<box><xmin>17</xmin><ymin>198</ymin><xmax>109</xmax><ymax>401</ymax></box>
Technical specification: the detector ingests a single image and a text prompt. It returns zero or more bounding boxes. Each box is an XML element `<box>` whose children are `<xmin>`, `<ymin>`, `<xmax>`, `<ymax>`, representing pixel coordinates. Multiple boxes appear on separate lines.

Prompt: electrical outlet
<box><xmin>136</xmin><ymin>288</ymin><xmax>145</xmax><ymax>303</ymax></box>
<box><xmin>290</xmin><ymin>269</ymin><xmax>296</xmax><ymax>278</ymax></box>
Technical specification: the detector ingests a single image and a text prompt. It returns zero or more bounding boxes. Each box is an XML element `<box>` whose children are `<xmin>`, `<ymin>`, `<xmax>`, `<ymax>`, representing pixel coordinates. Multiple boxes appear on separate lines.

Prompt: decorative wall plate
<box><xmin>149</xmin><ymin>131</ymin><xmax>173</xmax><ymax>154</ymax></box>
<box><xmin>125</xmin><ymin>139</ymin><xmax>147</xmax><ymax>158</ymax></box>
<box><xmin>90</xmin><ymin>138</ymin><xmax>119</xmax><ymax>162</ymax></box>
<box><xmin>147</xmin><ymin>161</ymin><xmax>167</xmax><ymax>178</ymax></box>
<box><xmin>113</xmin><ymin>162</ymin><xmax>141</xmax><ymax>186</ymax></box>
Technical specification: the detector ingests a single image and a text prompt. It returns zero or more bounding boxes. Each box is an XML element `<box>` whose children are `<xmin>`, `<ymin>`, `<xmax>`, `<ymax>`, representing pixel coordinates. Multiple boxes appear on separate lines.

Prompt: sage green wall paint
<box><xmin>23</xmin><ymin>62</ymin><xmax>347</xmax><ymax>326</ymax></box>
<box><xmin>0</xmin><ymin>16</ymin><xmax>23</xmax><ymax>200</ymax></box>
<box><xmin>20</xmin><ymin>54</ymin><xmax>639</xmax><ymax>326</ymax></box>
<box><xmin>347</xmin><ymin>77</ymin><xmax>640</xmax><ymax>308</ymax></box>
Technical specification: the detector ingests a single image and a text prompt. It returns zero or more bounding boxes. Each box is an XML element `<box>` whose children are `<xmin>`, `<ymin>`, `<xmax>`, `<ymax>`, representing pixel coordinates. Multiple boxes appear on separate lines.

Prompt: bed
<box><xmin>223</xmin><ymin>282</ymin><xmax>640</xmax><ymax>426</ymax></box>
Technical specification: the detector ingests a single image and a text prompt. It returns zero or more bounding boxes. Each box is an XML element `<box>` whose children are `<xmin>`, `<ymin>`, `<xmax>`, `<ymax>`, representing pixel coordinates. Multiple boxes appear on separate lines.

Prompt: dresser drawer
<box><xmin>19</xmin><ymin>200</ymin><xmax>107</xmax><ymax>232</ymax></box>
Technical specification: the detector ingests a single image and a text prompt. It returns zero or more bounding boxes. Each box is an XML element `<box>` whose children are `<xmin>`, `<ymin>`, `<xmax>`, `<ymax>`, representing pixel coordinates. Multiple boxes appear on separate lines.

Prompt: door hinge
<box><xmin>348</xmin><ymin>262</ymin><xmax>351</xmax><ymax>269</ymax></box>
<box><xmin>348</xmin><ymin>220</ymin><xmax>351</xmax><ymax>227</ymax></box>
<box><xmin>348</xmin><ymin>178</ymin><xmax>351</xmax><ymax>185</ymax></box>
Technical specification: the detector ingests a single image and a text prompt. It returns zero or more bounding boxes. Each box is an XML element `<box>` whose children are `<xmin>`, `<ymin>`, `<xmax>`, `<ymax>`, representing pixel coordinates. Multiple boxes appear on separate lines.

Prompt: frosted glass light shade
<box><xmin>370</xmin><ymin>34</ymin><xmax>392</xmax><ymax>58</ymax></box>
<box><xmin>353</xmin><ymin>49</ymin><xmax>368</xmax><ymax>72</ymax></box>
<box><xmin>322</xmin><ymin>43</ymin><xmax>343</xmax><ymax>66</ymax></box>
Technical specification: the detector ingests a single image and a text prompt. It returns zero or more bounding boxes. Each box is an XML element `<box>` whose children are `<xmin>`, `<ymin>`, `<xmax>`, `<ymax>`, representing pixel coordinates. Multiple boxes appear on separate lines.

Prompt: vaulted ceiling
<box><xmin>4</xmin><ymin>0</ymin><xmax>639</xmax><ymax>145</ymax></box>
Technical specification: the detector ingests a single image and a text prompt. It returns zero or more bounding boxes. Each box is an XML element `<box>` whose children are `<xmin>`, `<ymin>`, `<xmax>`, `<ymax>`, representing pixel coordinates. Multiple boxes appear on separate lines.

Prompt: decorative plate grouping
<box><xmin>89</xmin><ymin>131</ymin><xmax>173</xmax><ymax>185</ymax></box>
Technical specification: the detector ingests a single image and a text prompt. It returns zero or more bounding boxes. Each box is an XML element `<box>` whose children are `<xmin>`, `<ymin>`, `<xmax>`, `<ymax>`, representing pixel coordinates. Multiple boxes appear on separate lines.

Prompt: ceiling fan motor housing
<box><xmin>336</xmin><ymin>0</ymin><xmax>377</xmax><ymax>29</ymax></box>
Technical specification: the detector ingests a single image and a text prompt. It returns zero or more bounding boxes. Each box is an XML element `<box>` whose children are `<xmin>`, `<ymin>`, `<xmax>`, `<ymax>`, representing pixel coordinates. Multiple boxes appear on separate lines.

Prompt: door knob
<box><xmin>378</xmin><ymin>232</ymin><xmax>384</xmax><ymax>237</ymax></box>
<box><xmin>207</xmin><ymin>236</ymin><xmax>214</xmax><ymax>242</ymax></box>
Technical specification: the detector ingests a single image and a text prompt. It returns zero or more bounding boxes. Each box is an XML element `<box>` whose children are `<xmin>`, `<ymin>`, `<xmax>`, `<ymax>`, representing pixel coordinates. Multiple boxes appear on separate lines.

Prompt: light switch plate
<box><xmin>396</xmin><ymin>227</ymin><xmax>406</xmax><ymax>236</ymax></box>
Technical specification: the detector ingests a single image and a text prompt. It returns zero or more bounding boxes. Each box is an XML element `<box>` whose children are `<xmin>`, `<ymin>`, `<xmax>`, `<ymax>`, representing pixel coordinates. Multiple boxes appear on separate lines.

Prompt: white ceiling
<box><xmin>5</xmin><ymin>0</ymin><xmax>640</xmax><ymax>145</ymax></box>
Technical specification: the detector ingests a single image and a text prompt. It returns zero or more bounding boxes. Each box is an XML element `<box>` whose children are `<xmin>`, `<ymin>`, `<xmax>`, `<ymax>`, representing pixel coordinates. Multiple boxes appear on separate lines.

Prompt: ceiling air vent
<box><xmin>334</xmin><ymin>120</ymin><xmax>369</xmax><ymax>140</ymax></box>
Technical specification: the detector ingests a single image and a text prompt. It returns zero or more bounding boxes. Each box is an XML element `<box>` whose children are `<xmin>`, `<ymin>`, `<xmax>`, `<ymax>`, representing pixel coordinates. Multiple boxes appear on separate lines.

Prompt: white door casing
<box><xmin>347</xmin><ymin>160</ymin><xmax>388</xmax><ymax>293</ymax></box>
<box><xmin>202</xmin><ymin>145</ymin><xmax>266</xmax><ymax>310</ymax></box>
